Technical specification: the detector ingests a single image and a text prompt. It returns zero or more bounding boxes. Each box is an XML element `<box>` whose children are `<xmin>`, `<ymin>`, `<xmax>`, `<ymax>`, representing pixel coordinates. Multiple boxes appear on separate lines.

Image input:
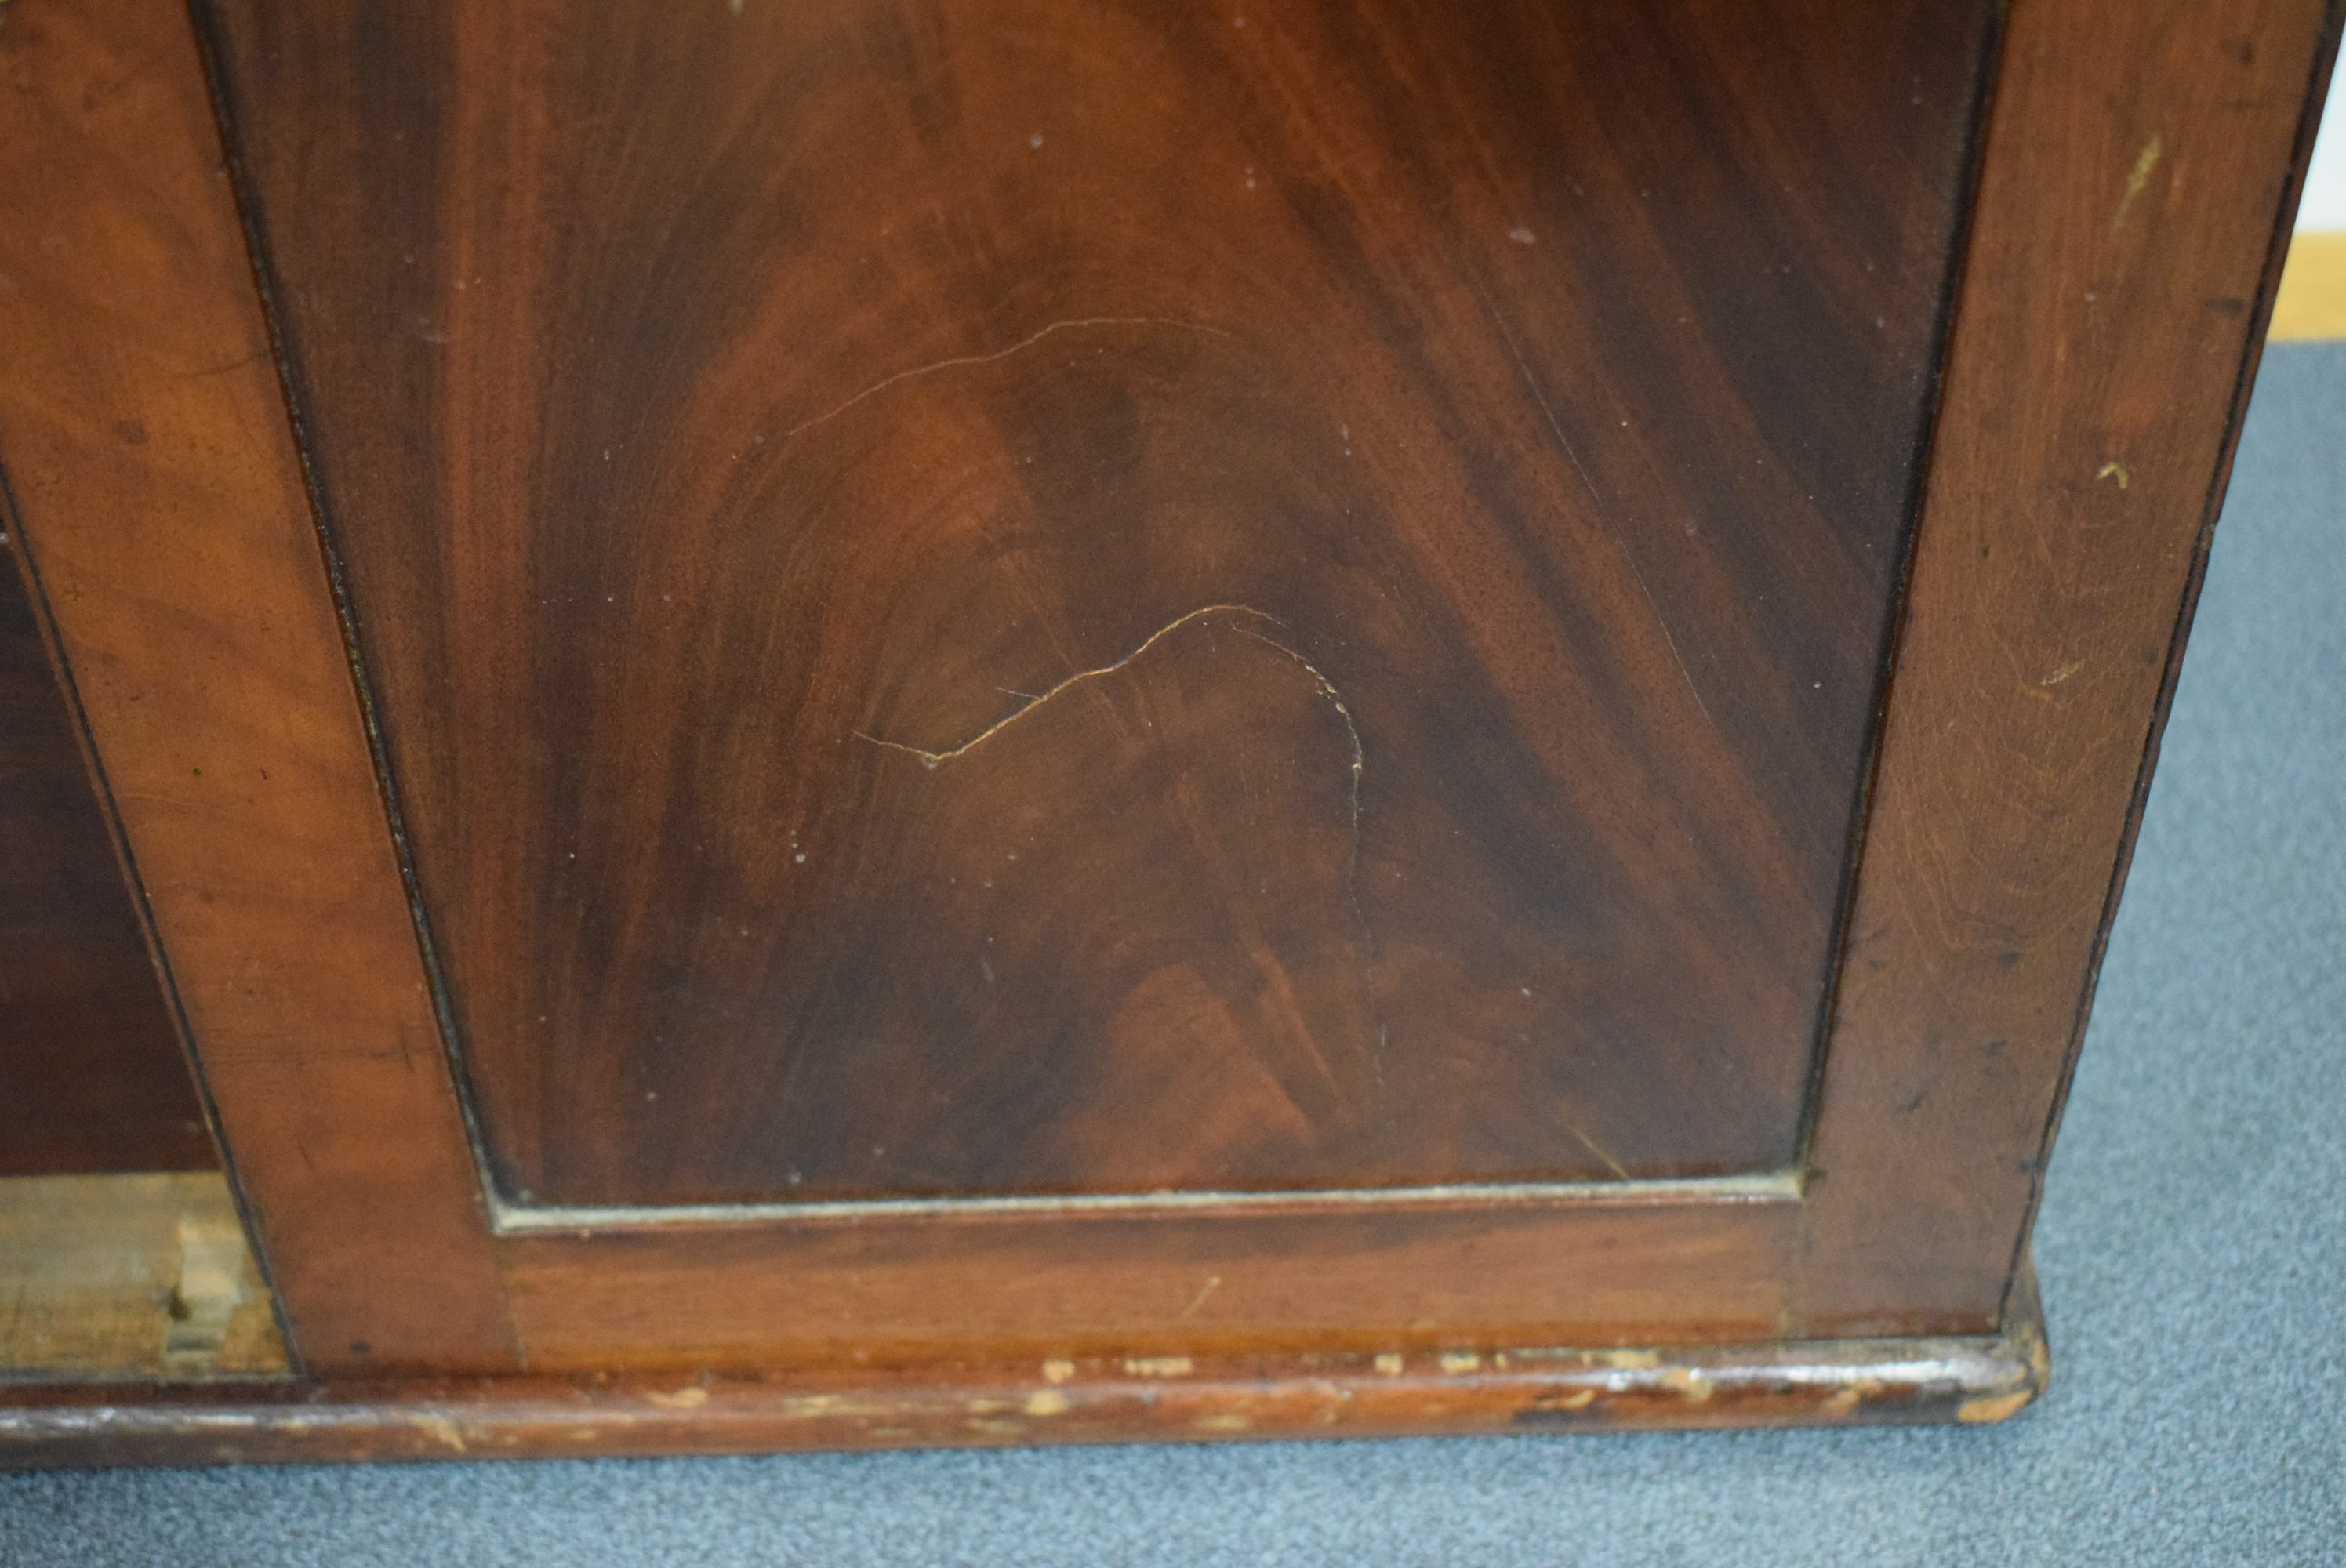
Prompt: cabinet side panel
<box><xmin>0</xmin><ymin>0</ymin><xmax>513</xmax><ymax>1374</ymax></box>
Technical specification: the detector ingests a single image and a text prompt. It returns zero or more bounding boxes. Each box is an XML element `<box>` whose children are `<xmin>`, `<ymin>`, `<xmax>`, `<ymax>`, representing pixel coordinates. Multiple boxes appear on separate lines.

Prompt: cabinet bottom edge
<box><xmin>0</xmin><ymin>1260</ymin><xmax>2048</xmax><ymax>1468</ymax></box>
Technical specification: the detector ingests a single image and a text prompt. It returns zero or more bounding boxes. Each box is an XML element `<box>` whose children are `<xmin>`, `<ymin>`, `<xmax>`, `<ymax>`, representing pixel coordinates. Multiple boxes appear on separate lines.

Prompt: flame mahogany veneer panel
<box><xmin>203</xmin><ymin>0</ymin><xmax>1996</xmax><ymax>1209</ymax></box>
<box><xmin>1</xmin><ymin>0</ymin><xmax>2327</xmax><ymax>1432</ymax></box>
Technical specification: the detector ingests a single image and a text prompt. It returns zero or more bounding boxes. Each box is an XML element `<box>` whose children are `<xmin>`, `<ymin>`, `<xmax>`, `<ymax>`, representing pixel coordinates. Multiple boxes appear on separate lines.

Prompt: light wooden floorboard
<box><xmin>2270</xmin><ymin>231</ymin><xmax>2346</xmax><ymax>339</ymax></box>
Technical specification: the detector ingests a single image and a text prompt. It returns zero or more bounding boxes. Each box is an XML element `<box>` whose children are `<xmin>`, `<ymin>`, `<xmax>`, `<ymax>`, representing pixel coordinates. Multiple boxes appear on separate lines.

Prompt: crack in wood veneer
<box><xmin>856</xmin><ymin>603</ymin><xmax>1390</xmax><ymax>1101</ymax></box>
<box><xmin>778</xmin><ymin>316</ymin><xmax>1235</xmax><ymax>448</ymax></box>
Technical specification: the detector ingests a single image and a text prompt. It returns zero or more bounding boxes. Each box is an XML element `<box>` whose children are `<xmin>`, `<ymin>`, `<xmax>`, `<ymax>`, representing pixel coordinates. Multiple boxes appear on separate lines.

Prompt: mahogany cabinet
<box><xmin>0</xmin><ymin>0</ymin><xmax>2333</xmax><ymax>1465</ymax></box>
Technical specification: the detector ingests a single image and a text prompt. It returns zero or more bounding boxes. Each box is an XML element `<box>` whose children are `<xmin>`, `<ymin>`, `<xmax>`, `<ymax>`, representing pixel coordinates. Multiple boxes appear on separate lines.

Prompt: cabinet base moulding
<box><xmin>0</xmin><ymin>1263</ymin><xmax>2047</xmax><ymax>1468</ymax></box>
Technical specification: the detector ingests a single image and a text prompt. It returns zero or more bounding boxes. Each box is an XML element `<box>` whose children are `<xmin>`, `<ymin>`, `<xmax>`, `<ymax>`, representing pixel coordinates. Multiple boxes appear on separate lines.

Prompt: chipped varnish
<box><xmin>0</xmin><ymin>1266</ymin><xmax>2043</xmax><ymax>1468</ymax></box>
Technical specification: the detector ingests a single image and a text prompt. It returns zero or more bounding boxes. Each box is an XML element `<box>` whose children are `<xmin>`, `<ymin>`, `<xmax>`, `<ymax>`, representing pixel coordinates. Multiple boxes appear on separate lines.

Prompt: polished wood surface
<box><xmin>0</xmin><ymin>0</ymin><xmax>513</xmax><ymax>1374</ymax></box>
<box><xmin>496</xmin><ymin>1192</ymin><xmax>1799</xmax><ymax>1373</ymax></box>
<box><xmin>1797</xmin><ymin>0</ymin><xmax>2337</xmax><ymax>1336</ymax></box>
<box><xmin>0</xmin><ymin>555</ymin><xmax>212</xmax><ymax>1176</ymax></box>
<box><xmin>0</xmin><ymin>1265</ymin><xmax>2043</xmax><ymax>1469</ymax></box>
<box><xmin>205</xmin><ymin>0</ymin><xmax>1997</xmax><ymax>1208</ymax></box>
<box><xmin>2</xmin><ymin>0</ymin><xmax>2329</xmax><ymax>1447</ymax></box>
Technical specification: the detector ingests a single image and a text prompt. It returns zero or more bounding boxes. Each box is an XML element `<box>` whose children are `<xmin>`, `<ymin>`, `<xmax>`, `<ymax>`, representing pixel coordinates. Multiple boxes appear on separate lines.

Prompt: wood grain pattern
<box><xmin>0</xmin><ymin>0</ymin><xmax>514</xmax><ymax>1374</ymax></box>
<box><xmin>496</xmin><ymin>1192</ymin><xmax>1799</xmax><ymax>1373</ymax></box>
<box><xmin>1797</xmin><ymin>0</ymin><xmax>2338</xmax><ymax>1334</ymax></box>
<box><xmin>0</xmin><ymin>1174</ymin><xmax>285</xmax><ymax>1381</ymax></box>
<box><xmin>0</xmin><ymin>1265</ymin><xmax>2044</xmax><ymax>1468</ymax></box>
<box><xmin>2</xmin><ymin>0</ymin><xmax>2325</xmax><ymax>1426</ymax></box>
<box><xmin>205</xmin><ymin>0</ymin><xmax>1999</xmax><ymax>1208</ymax></box>
<box><xmin>0</xmin><ymin>553</ymin><xmax>212</xmax><ymax>1177</ymax></box>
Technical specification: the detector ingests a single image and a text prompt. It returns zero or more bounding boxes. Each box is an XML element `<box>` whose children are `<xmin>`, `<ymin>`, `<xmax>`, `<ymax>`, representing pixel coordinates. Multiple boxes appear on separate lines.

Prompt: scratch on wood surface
<box><xmin>1557</xmin><ymin>1116</ymin><xmax>1631</xmax><ymax>1181</ymax></box>
<box><xmin>159</xmin><ymin>349</ymin><xmax>266</xmax><ymax>383</ymax></box>
<box><xmin>2038</xmin><ymin>659</ymin><xmax>2084</xmax><ymax>688</ymax></box>
<box><xmin>1177</xmin><ymin>1275</ymin><xmax>1223</xmax><ymax>1321</ymax></box>
<box><xmin>779</xmin><ymin>317</ymin><xmax>1233</xmax><ymax>447</ymax></box>
<box><xmin>1468</xmin><ymin>275</ymin><xmax>1723</xmax><ymax>745</ymax></box>
<box><xmin>2112</xmin><ymin>134</ymin><xmax>2163</xmax><ymax>229</ymax></box>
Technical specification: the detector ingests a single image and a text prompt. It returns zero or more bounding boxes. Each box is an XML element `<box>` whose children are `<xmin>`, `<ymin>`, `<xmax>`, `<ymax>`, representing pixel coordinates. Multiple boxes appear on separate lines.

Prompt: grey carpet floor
<box><xmin>2</xmin><ymin>343</ymin><xmax>2341</xmax><ymax>1567</ymax></box>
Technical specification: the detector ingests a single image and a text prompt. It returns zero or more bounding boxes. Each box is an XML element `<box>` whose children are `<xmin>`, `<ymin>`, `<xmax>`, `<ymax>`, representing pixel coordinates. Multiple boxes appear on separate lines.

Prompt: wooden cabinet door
<box><xmin>1</xmin><ymin>0</ymin><xmax>2330</xmax><ymax>1455</ymax></box>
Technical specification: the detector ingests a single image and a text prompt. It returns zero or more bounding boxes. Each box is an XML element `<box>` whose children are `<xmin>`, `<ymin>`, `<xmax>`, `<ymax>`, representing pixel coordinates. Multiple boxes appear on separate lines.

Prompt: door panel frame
<box><xmin>0</xmin><ymin>0</ymin><xmax>2330</xmax><ymax>1419</ymax></box>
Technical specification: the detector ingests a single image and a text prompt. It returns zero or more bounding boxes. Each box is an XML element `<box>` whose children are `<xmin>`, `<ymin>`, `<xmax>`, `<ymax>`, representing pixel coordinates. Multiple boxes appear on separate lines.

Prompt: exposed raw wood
<box><xmin>0</xmin><ymin>1174</ymin><xmax>286</xmax><ymax>1381</ymax></box>
<box><xmin>2270</xmin><ymin>230</ymin><xmax>2346</xmax><ymax>338</ymax></box>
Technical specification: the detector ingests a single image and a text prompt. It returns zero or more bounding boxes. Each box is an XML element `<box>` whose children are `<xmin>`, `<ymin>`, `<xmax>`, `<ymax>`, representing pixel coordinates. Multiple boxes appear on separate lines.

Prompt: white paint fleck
<box><xmin>1508</xmin><ymin>226</ymin><xmax>1536</xmax><ymax>245</ymax></box>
